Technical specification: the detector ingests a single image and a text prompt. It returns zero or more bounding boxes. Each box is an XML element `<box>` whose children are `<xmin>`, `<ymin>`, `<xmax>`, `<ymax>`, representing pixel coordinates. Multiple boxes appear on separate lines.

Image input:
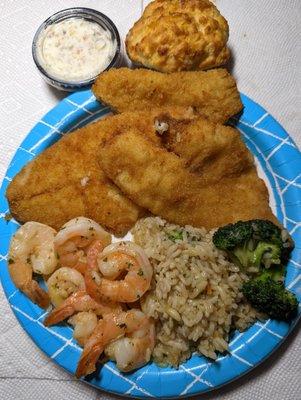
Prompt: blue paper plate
<box><xmin>0</xmin><ymin>90</ymin><xmax>300</xmax><ymax>399</ymax></box>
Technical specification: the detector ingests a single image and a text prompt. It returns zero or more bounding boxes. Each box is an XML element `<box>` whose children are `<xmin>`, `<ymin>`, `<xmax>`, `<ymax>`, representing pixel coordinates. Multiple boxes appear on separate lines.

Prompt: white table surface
<box><xmin>0</xmin><ymin>1</ymin><xmax>300</xmax><ymax>399</ymax></box>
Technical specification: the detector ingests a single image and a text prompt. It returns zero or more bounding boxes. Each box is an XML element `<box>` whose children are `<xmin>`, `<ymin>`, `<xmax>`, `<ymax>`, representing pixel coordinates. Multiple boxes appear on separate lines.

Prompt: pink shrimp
<box><xmin>105</xmin><ymin>319</ymin><xmax>155</xmax><ymax>372</ymax></box>
<box><xmin>54</xmin><ymin>217</ymin><xmax>111</xmax><ymax>273</ymax></box>
<box><xmin>76</xmin><ymin>309</ymin><xmax>153</xmax><ymax>377</ymax></box>
<box><xmin>85</xmin><ymin>241</ymin><xmax>153</xmax><ymax>303</ymax></box>
<box><xmin>9</xmin><ymin>260</ymin><xmax>50</xmax><ymax>309</ymax></box>
<box><xmin>44</xmin><ymin>290</ymin><xmax>122</xmax><ymax>327</ymax></box>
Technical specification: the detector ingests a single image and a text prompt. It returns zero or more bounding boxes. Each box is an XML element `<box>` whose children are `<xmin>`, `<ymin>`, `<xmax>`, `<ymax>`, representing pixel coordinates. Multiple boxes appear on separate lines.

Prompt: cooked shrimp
<box><xmin>105</xmin><ymin>319</ymin><xmax>155</xmax><ymax>372</ymax></box>
<box><xmin>8</xmin><ymin>221</ymin><xmax>58</xmax><ymax>308</ymax></box>
<box><xmin>76</xmin><ymin>309</ymin><xmax>152</xmax><ymax>377</ymax></box>
<box><xmin>85</xmin><ymin>241</ymin><xmax>153</xmax><ymax>303</ymax></box>
<box><xmin>8</xmin><ymin>260</ymin><xmax>50</xmax><ymax>308</ymax></box>
<box><xmin>44</xmin><ymin>290</ymin><xmax>122</xmax><ymax>326</ymax></box>
<box><xmin>54</xmin><ymin>217</ymin><xmax>111</xmax><ymax>273</ymax></box>
<box><xmin>47</xmin><ymin>267</ymin><xmax>85</xmax><ymax>307</ymax></box>
<box><xmin>9</xmin><ymin>221</ymin><xmax>57</xmax><ymax>275</ymax></box>
<box><xmin>68</xmin><ymin>312</ymin><xmax>98</xmax><ymax>347</ymax></box>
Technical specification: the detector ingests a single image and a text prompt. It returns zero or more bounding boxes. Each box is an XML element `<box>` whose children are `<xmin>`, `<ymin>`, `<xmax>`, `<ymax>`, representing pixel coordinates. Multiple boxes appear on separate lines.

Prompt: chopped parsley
<box><xmin>137</xmin><ymin>269</ymin><xmax>144</xmax><ymax>276</ymax></box>
<box><xmin>117</xmin><ymin>323</ymin><xmax>127</xmax><ymax>329</ymax></box>
<box><xmin>8</xmin><ymin>258</ymin><xmax>14</xmax><ymax>264</ymax></box>
<box><xmin>167</xmin><ymin>230</ymin><xmax>183</xmax><ymax>242</ymax></box>
<box><xmin>4</xmin><ymin>213</ymin><xmax>12</xmax><ymax>223</ymax></box>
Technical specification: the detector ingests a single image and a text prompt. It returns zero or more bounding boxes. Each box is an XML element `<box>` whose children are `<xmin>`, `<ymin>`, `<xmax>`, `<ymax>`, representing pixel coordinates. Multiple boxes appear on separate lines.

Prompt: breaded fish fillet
<box><xmin>99</xmin><ymin>129</ymin><xmax>276</xmax><ymax>229</ymax></box>
<box><xmin>7</xmin><ymin>115</ymin><xmax>143</xmax><ymax>235</ymax></box>
<box><xmin>92</xmin><ymin>68</ymin><xmax>243</xmax><ymax>123</ymax></box>
<box><xmin>155</xmin><ymin>114</ymin><xmax>254</xmax><ymax>183</ymax></box>
<box><xmin>6</xmin><ymin>108</ymin><xmax>194</xmax><ymax>235</ymax></box>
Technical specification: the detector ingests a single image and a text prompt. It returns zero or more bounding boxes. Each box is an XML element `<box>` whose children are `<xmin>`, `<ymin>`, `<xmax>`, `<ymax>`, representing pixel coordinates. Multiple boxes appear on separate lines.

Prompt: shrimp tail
<box><xmin>44</xmin><ymin>305</ymin><xmax>74</xmax><ymax>326</ymax></box>
<box><xmin>44</xmin><ymin>290</ymin><xmax>88</xmax><ymax>326</ymax></box>
<box><xmin>24</xmin><ymin>281</ymin><xmax>50</xmax><ymax>309</ymax></box>
<box><xmin>76</xmin><ymin>343</ymin><xmax>104</xmax><ymax>378</ymax></box>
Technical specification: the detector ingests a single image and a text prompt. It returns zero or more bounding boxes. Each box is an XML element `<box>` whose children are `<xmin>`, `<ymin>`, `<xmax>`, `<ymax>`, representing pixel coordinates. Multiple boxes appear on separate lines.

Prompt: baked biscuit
<box><xmin>126</xmin><ymin>0</ymin><xmax>230</xmax><ymax>72</ymax></box>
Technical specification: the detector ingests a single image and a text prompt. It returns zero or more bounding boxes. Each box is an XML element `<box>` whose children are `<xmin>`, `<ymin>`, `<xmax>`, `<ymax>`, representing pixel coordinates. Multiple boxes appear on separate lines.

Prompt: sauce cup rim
<box><xmin>32</xmin><ymin>7</ymin><xmax>121</xmax><ymax>91</ymax></box>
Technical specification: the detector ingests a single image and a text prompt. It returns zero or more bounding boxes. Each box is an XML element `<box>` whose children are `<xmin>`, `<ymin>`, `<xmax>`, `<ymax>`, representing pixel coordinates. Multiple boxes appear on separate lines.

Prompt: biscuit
<box><xmin>126</xmin><ymin>0</ymin><xmax>230</xmax><ymax>72</ymax></box>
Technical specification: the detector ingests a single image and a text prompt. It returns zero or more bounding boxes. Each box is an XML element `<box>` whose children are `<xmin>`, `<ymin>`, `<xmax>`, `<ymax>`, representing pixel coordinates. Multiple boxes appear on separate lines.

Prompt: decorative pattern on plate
<box><xmin>0</xmin><ymin>90</ymin><xmax>300</xmax><ymax>399</ymax></box>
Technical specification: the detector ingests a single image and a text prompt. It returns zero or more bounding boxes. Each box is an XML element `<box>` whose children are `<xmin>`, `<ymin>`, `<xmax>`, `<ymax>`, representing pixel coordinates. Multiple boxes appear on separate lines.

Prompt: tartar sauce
<box><xmin>36</xmin><ymin>17</ymin><xmax>116</xmax><ymax>82</ymax></box>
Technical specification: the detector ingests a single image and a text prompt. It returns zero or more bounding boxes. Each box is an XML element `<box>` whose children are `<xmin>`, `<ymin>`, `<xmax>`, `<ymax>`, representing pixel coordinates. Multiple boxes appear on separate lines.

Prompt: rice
<box><xmin>132</xmin><ymin>217</ymin><xmax>263</xmax><ymax>367</ymax></box>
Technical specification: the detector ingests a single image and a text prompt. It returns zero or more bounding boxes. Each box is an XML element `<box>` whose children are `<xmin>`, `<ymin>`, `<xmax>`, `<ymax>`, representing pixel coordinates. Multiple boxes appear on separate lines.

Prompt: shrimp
<box><xmin>68</xmin><ymin>312</ymin><xmax>98</xmax><ymax>347</ymax></box>
<box><xmin>54</xmin><ymin>217</ymin><xmax>111</xmax><ymax>273</ymax></box>
<box><xmin>9</xmin><ymin>221</ymin><xmax>57</xmax><ymax>275</ymax></box>
<box><xmin>75</xmin><ymin>309</ymin><xmax>152</xmax><ymax>377</ymax></box>
<box><xmin>105</xmin><ymin>319</ymin><xmax>155</xmax><ymax>372</ymax></box>
<box><xmin>85</xmin><ymin>241</ymin><xmax>153</xmax><ymax>303</ymax></box>
<box><xmin>8</xmin><ymin>260</ymin><xmax>50</xmax><ymax>308</ymax></box>
<box><xmin>44</xmin><ymin>290</ymin><xmax>122</xmax><ymax>326</ymax></box>
<box><xmin>8</xmin><ymin>221</ymin><xmax>58</xmax><ymax>308</ymax></box>
<box><xmin>47</xmin><ymin>267</ymin><xmax>85</xmax><ymax>307</ymax></box>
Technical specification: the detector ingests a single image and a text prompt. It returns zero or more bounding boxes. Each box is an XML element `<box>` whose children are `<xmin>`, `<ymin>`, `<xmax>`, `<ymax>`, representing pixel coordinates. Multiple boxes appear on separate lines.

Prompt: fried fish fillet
<box><xmin>99</xmin><ymin>128</ymin><xmax>276</xmax><ymax>229</ymax></box>
<box><xmin>126</xmin><ymin>0</ymin><xmax>230</xmax><ymax>72</ymax></box>
<box><xmin>6</xmin><ymin>108</ymin><xmax>195</xmax><ymax>235</ymax></box>
<box><xmin>6</xmin><ymin>115</ymin><xmax>142</xmax><ymax>235</ymax></box>
<box><xmin>92</xmin><ymin>68</ymin><xmax>243</xmax><ymax>123</ymax></box>
<box><xmin>155</xmin><ymin>114</ymin><xmax>254</xmax><ymax>183</ymax></box>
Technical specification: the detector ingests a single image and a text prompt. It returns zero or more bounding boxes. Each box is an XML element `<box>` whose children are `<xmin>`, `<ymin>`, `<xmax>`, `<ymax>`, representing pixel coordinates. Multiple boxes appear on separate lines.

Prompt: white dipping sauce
<box><xmin>36</xmin><ymin>17</ymin><xmax>116</xmax><ymax>82</ymax></box>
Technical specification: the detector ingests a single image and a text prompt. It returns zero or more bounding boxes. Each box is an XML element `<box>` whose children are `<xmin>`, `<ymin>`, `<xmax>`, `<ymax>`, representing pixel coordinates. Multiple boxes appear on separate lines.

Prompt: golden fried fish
<box><xmin>6</xmin><ymin>108</ymin><xmax>195</xmax><ymax>235</ymax></box>
<box><xmin>92</xmin><ymin>68</ymin><xmax>243</xmax><ymax>124</ymax></box>
<box><xmin>126</xmin><ymin>0</ymin><xmax>230</xmax><ymax>72</ymax></box>
<box><xmin>99</xmin><ymin>126</ymin><xmax>276</xmax><ymax>229</ymax></box>
<box><xmin>6</xmin><ymin>115</ymin><xmax>144</xmax><ymax>235</ymax></box>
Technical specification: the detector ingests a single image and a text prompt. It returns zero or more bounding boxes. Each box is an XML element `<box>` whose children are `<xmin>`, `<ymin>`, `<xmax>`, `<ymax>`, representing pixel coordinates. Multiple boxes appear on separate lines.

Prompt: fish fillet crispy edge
<box><xmin>99</xmin><ymin>127</ymin><xmax>276</xmax><ymax>229</ymax></box>
<box><xmin>6</xmin><ymin>108</ymin><xmax>196</xmax><ymax>235</ymax></box>
<box><xmin>92</xmin><ymin>67</ymin><xmax>243</xmax><ymax>124</ymax></box>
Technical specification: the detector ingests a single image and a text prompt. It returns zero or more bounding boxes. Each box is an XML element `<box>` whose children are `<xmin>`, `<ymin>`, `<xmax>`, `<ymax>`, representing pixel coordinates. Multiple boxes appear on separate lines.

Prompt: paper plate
<box><xmin>0</xmin><ymin>90</ymin><xmax>300</xmax><ymax>398</ymax></box>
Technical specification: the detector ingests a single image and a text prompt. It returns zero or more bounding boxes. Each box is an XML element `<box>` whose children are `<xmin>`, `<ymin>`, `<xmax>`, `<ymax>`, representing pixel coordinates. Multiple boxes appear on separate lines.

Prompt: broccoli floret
<box><xmin>213</xmin><ymin>220</ymin><xmax>294</xmax><ymax>270</ymax></box>
<box><xmin>242</xmin><ymin>270</ymin><xmax>298</xmax><ymax>321</ymax></box>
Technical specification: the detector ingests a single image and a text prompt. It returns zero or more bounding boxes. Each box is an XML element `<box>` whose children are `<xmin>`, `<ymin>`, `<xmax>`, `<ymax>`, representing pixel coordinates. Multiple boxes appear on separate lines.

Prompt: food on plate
<box><xmin>242</xmin><ymin>269</ymin><xmax>298</xmax><ymax>321</ymax></box>
<box><xmin>44</xmin><ymin>290</ymin><xmax>122</xmax><ymax>329</ymax></box>
<box><xmin>46</xmin><ymin>266</ymin><xmax>86</xmax><ymax>308</ymax></box>
<box><xmin>85</xmin><ymin>241</ymin><xmax>153</xmax><ymax>303</ymax></box>
<box><xmin>2</xmin><ymin>108</ymin><xmax>197</xmax><ymax>235</ymax></box>
<box><xmin>126</xmin><ymin>0</ymin><xmax>230</xmax><ymax>72</ymax></box>
<box><xmin>104</xmin><ymin>315</ymin><xmax>155</xmax><ymax>373</ymax></box>
<box><xmin>99</xmin><ymin>127</ymin><xmax>276</xmax><ymax>230</ymax></box>
<box><xmin>214</xmin><ymin>220</ymin><xmax>298</xmax><ymax>320</ymax></box>
<box><xmin>154</xmin><ymin>113</ymin><xmax>254</xmax><ymax>182</ymax></box>
<box><xmin>92</xmin><ymin>67</ymin><xmax>243</xmax><ymax>123</ymax></box>
<box><xmin>213</xmin><ymin>220</ymin><xmax>294</xmax><ymax>272</ymax></box>
<box><xmin>68</xmin><ymin>311</ymin><xmax>98</xmax><ymax>347</ymax></box>
<box><xmin>54</xmin><ymin>217</ymin><xmax>112</xmax><ymax>274</ymax></box>
<box><xmin>75</xmin><ymin>309</ymin><xmax>155</xmax><ymax>377</ymax></box>
<box><xmin>133</xmin><ymin>217</ymin><xmax>262</xmax><ymax>365</ymax></box>
<box><xmin>8</xmin><ymin>221</ymin><xmax>58</xmax><ymax>308</ymax></box>
<box><xmin>6</xmin><ymin>113</ymin><xmax>146</xmax><ymax>236</ymax></box>
<box><xmin>7</xmin><ymin>215</ymin><xmax>155</xmax><ymax>374</ymax></box>
<box><xmin>8</xmin><ymin>213</ymin><xmax>297</xmax><ymax>375</ymax></box>
<box><xmin>35</xmin><ymin>17</ymin><xmax>117</xmax><ymax>83</ymax></box>
<box><xmin>6</xmin><ymin>109</ymin><xmax>198</xmax><ymax>235</ymax></box>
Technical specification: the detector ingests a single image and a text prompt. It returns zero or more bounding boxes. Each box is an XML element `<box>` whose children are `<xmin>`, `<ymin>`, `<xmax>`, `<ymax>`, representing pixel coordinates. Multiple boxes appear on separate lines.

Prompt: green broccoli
<box><xmin>242</xmin><ymin>269</ymin><xmax>298</xmax><ymax>321</ymax></box>
<box><xmin>212</xmin><ymin>220</ymin><xmax>294</xmax><ymax>270</ymax></box>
